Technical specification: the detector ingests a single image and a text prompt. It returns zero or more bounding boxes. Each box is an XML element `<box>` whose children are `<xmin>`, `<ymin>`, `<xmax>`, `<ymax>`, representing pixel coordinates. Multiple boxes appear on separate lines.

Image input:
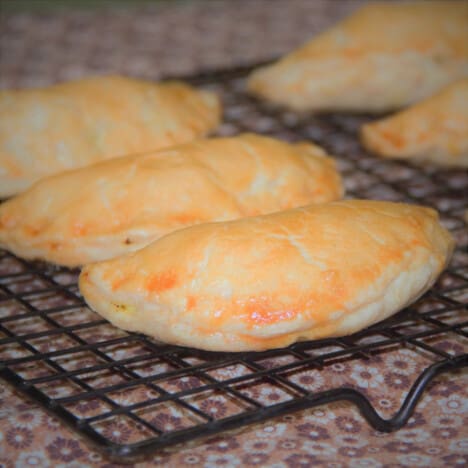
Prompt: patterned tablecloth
<box><xmin>0</xmin><ymin>1</ymin><xmax>467</xmax><ymax>467</ymax></box>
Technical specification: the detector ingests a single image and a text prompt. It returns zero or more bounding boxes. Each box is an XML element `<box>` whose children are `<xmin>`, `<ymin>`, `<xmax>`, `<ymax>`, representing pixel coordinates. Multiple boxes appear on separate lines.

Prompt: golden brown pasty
<box><xmin>0</xmin><ymin>75</ymin><xmax>221</xmax><ymax>197</ymax></box>
<box><xmin>79</xmin><ymin>200</ymin><xmax>454</xmax><ymax>352</ymax></box>
<box><xmin>0</xmin><ymin>134</ymin><xmax>343</xmax><ymax>267</ymax></box>
<box><xmin>247</xmin><ymin>1</ymin><xmax>468</xmax><ymax>113</ymax></box>
<box><xmin>360</xmin><ymin>79</ymin><xmax>468</xmax><ymax>167</ymax></box>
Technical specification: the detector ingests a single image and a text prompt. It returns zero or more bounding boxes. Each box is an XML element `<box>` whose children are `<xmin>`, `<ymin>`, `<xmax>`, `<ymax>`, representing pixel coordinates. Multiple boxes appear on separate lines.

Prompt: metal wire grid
<box><xmin>0</xmin><ymin>66</ymin><xmax>467</xmax><ymax>459</ymax></box>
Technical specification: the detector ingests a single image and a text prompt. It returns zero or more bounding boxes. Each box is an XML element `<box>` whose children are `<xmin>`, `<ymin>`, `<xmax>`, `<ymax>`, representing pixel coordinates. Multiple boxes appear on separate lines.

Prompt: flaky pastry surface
<box><xmin>0</xmin><ymin>134</ymin><xmax>343</xmax><ymax>266</ymax></box>
<box><xmin>361</xmin><ymin>79</ymin><xmax>468</xmax><ymax>167</ymax></box>
<box><xmin>0</xmin><ymin>75</ymin><xmax>221</xmax><ymax>196</ymax></box>
<box><xmin>80</xmin><ymin>200</ymin><xmax>454</xmax><ymax>352</ymax></box>
<box><xmin>247</xmin><ymin>1</ymin><xmax>468</xmax><ymax>112</ymax></box>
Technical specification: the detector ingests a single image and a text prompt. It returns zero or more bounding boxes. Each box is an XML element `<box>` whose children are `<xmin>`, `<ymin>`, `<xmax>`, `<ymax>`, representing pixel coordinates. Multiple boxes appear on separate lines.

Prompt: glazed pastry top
<box><xmin>248</xmin><ymin>1</ymin><xmax>468</xmax><ymax>112</ymax></box>
<box><xmin>0</xmin><ymin>134</ymin><xmax>343</xmax><ymax>266</ymax></box>
<box><xmin>80</xmin><ymin>200</ymin><xmax>453</xmax><ymax>351</ymax></box>
<box><xmin>0</xmin><ymin>75</ymin><xmax>221</xmax><ymax>196</ymax></box>
<box><xmin>361</xmin><ymin>79</ymin><xmax>468</xmax><ymax>166</ymax></box>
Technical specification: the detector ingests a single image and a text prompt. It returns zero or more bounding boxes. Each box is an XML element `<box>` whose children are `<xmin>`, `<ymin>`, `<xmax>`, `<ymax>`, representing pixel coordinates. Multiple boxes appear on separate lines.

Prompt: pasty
<box><xmin>0</xmin><ymin>75</ymin><xmax>221</xmax><ymax>197</ymax></box>
<box><xmin>361</xmin><ymin>79</ymin><xmax>468</xmax><ymax>167</ymax></box>
<box><xmin>0</xmin><ymin>134</ymin><xmax>343</xmax><ymax>266</ymax></box>
<box><xmin>79</xmin><ymin>200</ymin><xmax>453</xmax><ymax>352</ymax></box>
<box><xmin>247</xmin><ymin>1</ymin><xmax>468</xmax><ymax>112</ymax></box>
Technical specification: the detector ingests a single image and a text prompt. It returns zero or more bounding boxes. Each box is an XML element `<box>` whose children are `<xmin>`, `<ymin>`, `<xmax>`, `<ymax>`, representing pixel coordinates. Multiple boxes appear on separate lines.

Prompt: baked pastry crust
<box><xmin>361</xmin><ymin>79</ymin><xmax>468</xmax><ymax>167</ymax></box>
<box><xmin>247</xmin><ymin>1</ymin><xmax>468</xmax><ymax>112</ymax></box>
<box><xmin>0</xmin><ymin>134</ymin><xmax>343</xmax><ymax>266</ymax></box>
<box><xmin>0</xmin><ymin>75</ymin><xmax>221</xmax><ymax>197</ymax></box>
<box><xmin>79</xmin><ymin>200</ymin><xmax>454</xmax><ymax>352</ymax></box>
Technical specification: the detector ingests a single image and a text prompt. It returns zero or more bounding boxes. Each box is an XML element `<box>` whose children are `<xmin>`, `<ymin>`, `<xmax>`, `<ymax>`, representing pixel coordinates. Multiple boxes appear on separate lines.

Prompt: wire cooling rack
<box><xmin>0</xmin><ymin>64</ymin><xmax>467</xmax><ymax>459</ymax></box>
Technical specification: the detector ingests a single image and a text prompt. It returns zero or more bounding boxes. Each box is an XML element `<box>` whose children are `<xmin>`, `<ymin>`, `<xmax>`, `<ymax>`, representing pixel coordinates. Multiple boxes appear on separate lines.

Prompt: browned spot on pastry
<box><xmin>72</xmin><ymin>223</ymin><xmax>88</xmax><ymax>236</ymax></box>
<box><xmin>146</xmin><ymin>271</ymin><xmax>177</xmax><ymax>292</ymax></box>
<box><xmin>352</xmin><ymin>266</ymin><xmax>378</xmax><ymax>284</ymax></box>
<box><xmin>111</xmin><ymin>276</ymin><xmax>127</xmax><ymax>291</ymax></box>
<box><xmin>416</xmin><ymin>131</ymin><xmax>430</xmax><ymax>143</ymax></box>
<box><xmin>380</xmin><ymin>130</ymin><xmax>404</xmax><ymax>149</ymax></box>
<box><xmin>186</xmin><ymin>295</ymin><xmax>197</xmax><ymax>310</ymax></box>
<box><xmin>344</xmin><ymin>47</ymin><xmax>362</xmax><ymax>57</ymax></box>
<box><xmin>379</xmin><ymin>246</ymin><xmax>405</xmax><ymax>264</ymax></box>
<box><xmin>25</xmin><ymin>225</ymin><xmax>40</xmax><ymax>236</ymax></box>
<box><xmin>124</xmin><ymin>238</ymin><xmax>132</xmax><ymax>245</ymax></box>
<box><xmin>171</xmin><ymin>214</ymin><xmax>200</xmax><ymax>224</ymax></box>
